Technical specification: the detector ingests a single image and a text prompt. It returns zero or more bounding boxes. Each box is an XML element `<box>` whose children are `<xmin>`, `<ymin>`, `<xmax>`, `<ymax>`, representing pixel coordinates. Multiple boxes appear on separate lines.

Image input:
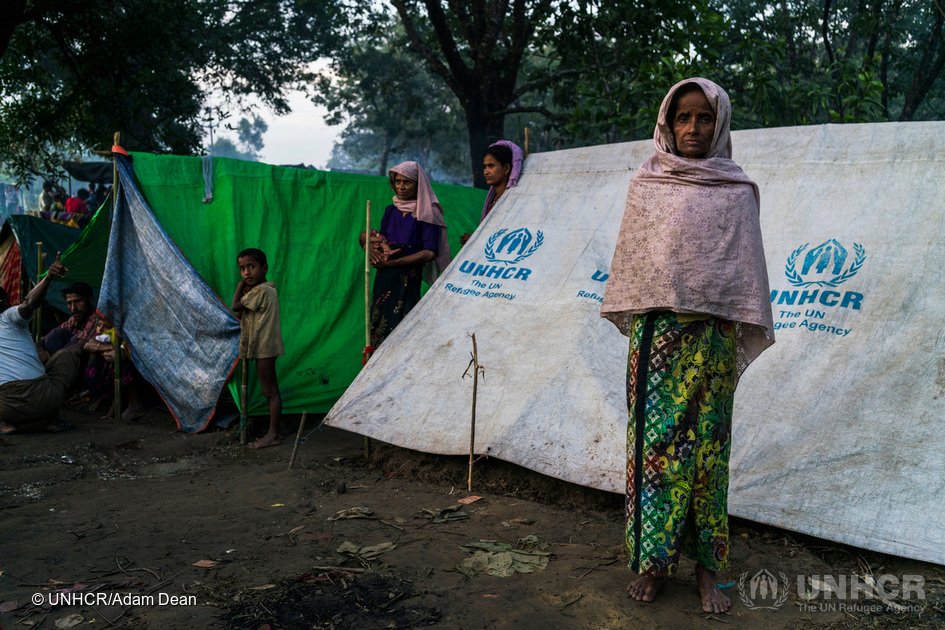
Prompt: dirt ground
<box><xmin>1</xmin><ymin>407</ymin><xmax>943</xmax><ymax>630</ymax></box>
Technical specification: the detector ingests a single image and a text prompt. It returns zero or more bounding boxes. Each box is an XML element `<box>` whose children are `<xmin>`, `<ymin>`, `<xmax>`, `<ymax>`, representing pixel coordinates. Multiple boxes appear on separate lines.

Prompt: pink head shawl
<box><xmin>600</xmin><ymin>77</ymin><xmax>774</xmax><ymax>374</ymax></box>
<box><xmin>481</xmin><ymin>140</ymin><xmax>524</xmax><ymax>220</ymax></box>
<box><xmin>388</xmin><ymin>161</ymin><xmax>451</xmax><ymax>279</ymax></box>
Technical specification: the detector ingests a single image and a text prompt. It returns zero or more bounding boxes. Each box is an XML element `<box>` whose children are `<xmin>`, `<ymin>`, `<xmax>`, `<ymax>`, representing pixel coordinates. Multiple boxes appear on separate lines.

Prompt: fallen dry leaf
<box><xmin>192</xmin><ymin>560</ymin><xmax>219</xmax><ymax>569</ymax></box>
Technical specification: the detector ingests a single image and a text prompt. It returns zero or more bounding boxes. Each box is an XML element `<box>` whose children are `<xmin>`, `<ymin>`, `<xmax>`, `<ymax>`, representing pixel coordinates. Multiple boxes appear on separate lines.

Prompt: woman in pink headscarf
<box><xmin>359</xmin><ymin>161</ymin><xmax>449</xmax><ymax>347</ymax></box>
<box><xmin>601</xmin><ymin>78</ymin><xmax>775</xmax><ymax>614</ymax></box>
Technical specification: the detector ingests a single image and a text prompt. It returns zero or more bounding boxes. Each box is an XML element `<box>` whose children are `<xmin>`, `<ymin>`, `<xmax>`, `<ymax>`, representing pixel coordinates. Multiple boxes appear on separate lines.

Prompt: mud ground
<box><xmin>1</xmin><ymin>408</ymin><xmax>943</xmax><ymax>629</ymax></box>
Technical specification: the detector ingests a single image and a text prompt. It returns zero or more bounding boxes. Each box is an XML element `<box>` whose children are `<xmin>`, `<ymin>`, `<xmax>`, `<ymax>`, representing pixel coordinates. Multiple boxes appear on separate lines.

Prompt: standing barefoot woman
<box><xmin>601</xmin><ymin>78</ymin><xmax>775</xmax><ymax>614</ymax></box>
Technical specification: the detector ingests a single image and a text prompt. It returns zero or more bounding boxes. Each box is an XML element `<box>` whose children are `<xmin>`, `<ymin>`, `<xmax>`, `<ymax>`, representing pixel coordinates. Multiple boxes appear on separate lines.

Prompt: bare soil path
<box><xmin>1</xmin><ymin>409</ymin><xmax>942</xmax><ymax>629</ymax></box>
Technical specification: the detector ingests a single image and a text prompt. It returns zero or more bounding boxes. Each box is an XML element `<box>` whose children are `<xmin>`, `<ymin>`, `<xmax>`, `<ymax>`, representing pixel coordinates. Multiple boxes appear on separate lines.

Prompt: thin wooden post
<box><xmin>467</xmin><ymin>334</ymin><xmax>481</xmax><ymax>492</ymax></box>
<box><xmin>288</xmin><ymin>412</ymin><xmax>308</xmax><ymax>470</ymax></box>
<box><xmin>364</xmin><ymin>199</ymin><xmax>371</xmax><ymax>352</ymax></box>
<box><xmin>33</xmin><ymin>242</ymin><xmax>43</xmax><ymax>342</ymax></box>
<box><xmin>111</xmin><ymin>131</ymin><xmax>122</xmax><ymax>423</ymax></box>
<box><xmin>362</xmin><ymin>200</ymin><xmax>372</xmax><ymax>459</ymax></box>
<box><xmin>524</xmin><ymin>127</ymin><xmax>530</xmax><ymax>156</ymax></box>
<box><xmin>239</xmin><ymin>358</ymin><xmax>248</xmax><ymax>445</ymax></box>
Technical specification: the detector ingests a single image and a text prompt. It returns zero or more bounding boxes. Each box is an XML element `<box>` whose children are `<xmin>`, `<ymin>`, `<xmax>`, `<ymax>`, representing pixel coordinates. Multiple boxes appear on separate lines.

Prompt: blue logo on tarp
<box><xmin>785</xmin><ymin>239</ymin><xmax>866</xmax><ymax>288</ymax></box>
<box><xmin>485</xmin><ymin>228</ymin><xmax>543</xmax><ymax>265</ymax></box>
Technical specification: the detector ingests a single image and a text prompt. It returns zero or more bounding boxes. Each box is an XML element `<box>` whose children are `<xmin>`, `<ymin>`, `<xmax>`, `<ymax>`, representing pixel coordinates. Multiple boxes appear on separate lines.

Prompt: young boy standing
<box><xmin>231</xmin><ymin>248</ymin><xmax>283</xmax><ymax>449</ymax></box>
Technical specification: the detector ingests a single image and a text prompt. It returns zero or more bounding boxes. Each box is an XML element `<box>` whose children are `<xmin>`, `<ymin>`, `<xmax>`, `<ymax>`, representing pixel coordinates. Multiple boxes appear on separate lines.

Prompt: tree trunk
<box><xmin>898</xmin><ymin>7</ymin><xmax>945</xmax><ymax>121</ymax></box>
<box><xmin>464</xmin><ymin>101</ymin><xmax>505</xmax><ymax>189</ymax></box>
<box><xmin>378</xmin><ymin>129</ymin><xmax>391</xmax><ymax>176</ymax></box>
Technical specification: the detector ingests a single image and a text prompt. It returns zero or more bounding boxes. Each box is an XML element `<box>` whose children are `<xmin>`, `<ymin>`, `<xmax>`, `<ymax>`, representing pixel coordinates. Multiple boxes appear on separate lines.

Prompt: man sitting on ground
<box><xmin>0</xmin><ymin>254</ymin><xmax>82</xmax><ymax>433</ymax></box>
<box><xmin>40</xmin><ymin>281</ymin><xmax>99</xmax><ymax>359</ymax></box>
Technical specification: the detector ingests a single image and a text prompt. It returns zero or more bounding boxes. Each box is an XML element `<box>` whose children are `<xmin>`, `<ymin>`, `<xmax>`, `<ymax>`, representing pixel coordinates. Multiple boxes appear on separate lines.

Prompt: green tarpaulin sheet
<box><xmin>130</xmin><ymin>153</ymin><xmax>486</xmax><ymax>415</ymax></box>
<box><xmin>7</xmin><ymin>215</ymin><xmax>81</xmax><ymax>313</ymax></box>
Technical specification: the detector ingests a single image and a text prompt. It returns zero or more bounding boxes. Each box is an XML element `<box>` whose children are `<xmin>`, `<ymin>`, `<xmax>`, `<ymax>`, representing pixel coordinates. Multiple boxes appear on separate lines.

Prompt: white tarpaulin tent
<box><xmin>325</xmin><ymin>122</ymin><xmax>945</xmax><ymax>565</ymax></box>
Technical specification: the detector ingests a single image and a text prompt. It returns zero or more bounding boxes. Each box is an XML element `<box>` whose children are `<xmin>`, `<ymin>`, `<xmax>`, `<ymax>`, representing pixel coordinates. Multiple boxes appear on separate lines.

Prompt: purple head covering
<box><xmin>481</xmin><ymin>140</ymin><xmax>524</xmax><ymax>220</ymax></box>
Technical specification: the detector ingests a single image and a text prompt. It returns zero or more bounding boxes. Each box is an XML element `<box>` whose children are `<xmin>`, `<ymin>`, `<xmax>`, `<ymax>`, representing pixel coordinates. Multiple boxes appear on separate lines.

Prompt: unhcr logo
<box><xmin>737</xmin><ymin>569</ymin><xmax>790</xmax><ymax>610</ymax></box>
<box><xmin>484</xmin><ymin>227</ymin><xmax>543</xmax><ymax>264</ymax></box>
<box><xmin>785</xmin><ymin>239</ymin><xmax>866</xmax><ymax>288</ymax></box>
<box><xmin>458</xmin><ymin>227</ymin><xmax>544</xmax><ymax>283</ymax></box>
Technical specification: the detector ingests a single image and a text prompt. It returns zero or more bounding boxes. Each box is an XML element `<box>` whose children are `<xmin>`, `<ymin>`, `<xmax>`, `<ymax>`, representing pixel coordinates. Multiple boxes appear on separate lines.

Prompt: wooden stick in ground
<box><xmin>111</xmin><ymin>131</ymin><xmax>122</xmax><ymax>423</ymax></box>
<box><xmin>239</xmin><ymin>358</ymin><xmax>248</xmax><ymax>445</ymax></box>
<box><xmin>288</xmin><ymin>412</ymin><xmax>308</xmax><ymax>470</ymax></box>
<box><xmin>524</xmin><ymin>127</ymin><xmax>530</xmax><ymax>156</ymax></box>
<box><xmin>364</xmin><ymin>199</ymin><xmax>371</xmax><ymax>351</ymax></box>
<box><xmin>33</xmin><ymin>241</ymin><xmax>43</xmax><ymax>342</ymax></box>
<box><xmin>362</xmin><ymin>199</ymin><xmax>372</xmax><ymax>459</ymax></box>
<box><xmin>467</xmin><ymin>333</ymin><xmax>480</xmax><ymax>492</ymax></box>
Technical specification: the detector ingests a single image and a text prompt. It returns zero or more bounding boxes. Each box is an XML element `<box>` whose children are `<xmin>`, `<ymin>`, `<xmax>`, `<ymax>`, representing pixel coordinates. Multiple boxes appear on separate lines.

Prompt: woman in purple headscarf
<box><xmin>481</xmin><ymin>140</ymin><xmax>523</xmax><ymax>219</ymax></box>
<box><xmin>461</xmin><ymin>140</ymin><xmax>525</xmax><ymax>245</ymax></box>
<box><xmin>601</xmin><ymin>78</ymin><xmax>775</xmax><ymax>614</ymax></box>
<box><xmin>359</xmin><ymin>161</ymin><xmax>450</xmax><ymax>347</ymax></box>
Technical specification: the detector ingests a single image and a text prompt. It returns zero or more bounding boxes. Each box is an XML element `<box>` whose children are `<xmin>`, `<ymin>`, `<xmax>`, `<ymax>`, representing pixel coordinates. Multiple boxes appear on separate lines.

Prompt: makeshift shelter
<box><xmin>3</xmin><ymin>215</ymin><xmax>82</xmax><ymax>313</ymax></box>
<box><xmin>94</xmin><ymin>153</ymin><xmax>485</xmax><ymax>429</ymax></box>
<box><xmin>325</xmin><ymin>122</ymin><xmax>945</xmax><ymax>565</ymax></box>
<box><xmin>98</xmin><ymin>156</ymin><xmax>240</xmax><ymax>431</ymax></box>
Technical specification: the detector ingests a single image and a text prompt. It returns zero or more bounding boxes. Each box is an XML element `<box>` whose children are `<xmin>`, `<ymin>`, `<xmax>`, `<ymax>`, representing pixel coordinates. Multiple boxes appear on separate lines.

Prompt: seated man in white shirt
<box><xmin>0</xmin><ymin>254</ymin><xmax>82</xmax><ymax>433</ymax></box>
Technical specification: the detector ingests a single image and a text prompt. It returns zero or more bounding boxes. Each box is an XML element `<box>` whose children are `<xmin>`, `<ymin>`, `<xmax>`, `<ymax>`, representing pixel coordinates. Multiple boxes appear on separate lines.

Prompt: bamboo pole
<box><xmin>288</xmin><ymin>412</ymin><xmax>308</xmax><ymax>470</ymax></box>
<box><xmin>363</xmin><ymin>199</ymin><xmax>372</xmax><ymax>459</ymax></box>
<box><xmin>239</xmin><ymin>358</ymin><xmax>248</xmax><ymax>444</ymax></box>
<box><xmin>467</xmin><ymin>333</ymin><xmax>480</xmax><ymax>492</ymax></box>
<box><xmin>111</xmin><ymin>132</ymin><xmax>122</xmax><ymax>423</ymax></box>
<box><xmin>33</xmin><ymin>242</ymin><xmax>43</xmax><ymax>342</ymax></box>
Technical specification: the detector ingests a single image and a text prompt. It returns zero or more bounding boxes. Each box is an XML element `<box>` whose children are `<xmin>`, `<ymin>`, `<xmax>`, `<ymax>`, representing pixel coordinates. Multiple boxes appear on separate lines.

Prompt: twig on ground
<box><xmin>115</xmin><ymin>556</ymin><xmax>162</xmax><ymax>581</ymax></box>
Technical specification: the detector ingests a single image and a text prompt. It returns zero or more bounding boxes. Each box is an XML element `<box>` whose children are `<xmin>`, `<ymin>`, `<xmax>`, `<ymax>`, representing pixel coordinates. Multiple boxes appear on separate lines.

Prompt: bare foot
<box><xmin>121</xmin><ymin>406</ymin><xmax>146</xmax><ymax>422</ymax></box>
<box><xmin>626</xmin><ymin>572</ymin><xmax>667</xmax><ymax>602</ymax></box>
<box><xmin>249</xmin><ymin>434</ymin><xmax>282</xmax><ymax>449</ymax></box>
<box><xmin>696</xmin><ymin>565</ymin><xmax>731</xmax><ymax>613</ymax></box>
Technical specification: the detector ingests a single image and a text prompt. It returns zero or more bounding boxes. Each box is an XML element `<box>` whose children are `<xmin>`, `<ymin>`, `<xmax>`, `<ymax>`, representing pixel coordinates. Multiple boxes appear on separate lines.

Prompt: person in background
<box><xmin>40</xmin><ymin>282</ymin><xmax>99</xmax><ymax>359</ymax></box>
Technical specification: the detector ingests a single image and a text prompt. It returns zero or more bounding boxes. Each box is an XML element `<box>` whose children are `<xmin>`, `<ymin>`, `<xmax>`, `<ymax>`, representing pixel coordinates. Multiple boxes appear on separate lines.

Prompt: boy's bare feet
<box><xmin>696</xmin><ymin>565</ymin><xmax>731</xmax><ymax>613</ymax></box>
<box><xmin>249</xmin><ymin>434</ymin><xmax>282</xmax><ymax>449</ymax></box>
<box><xmin>121</xmin><ymin>404</ymin><xmax>146</xmax><ymax>422</ymax></box>
<box><xmin>627</xmin><ymin>571</ymin><xmax>667</xmax><ymax>602</ymax></box>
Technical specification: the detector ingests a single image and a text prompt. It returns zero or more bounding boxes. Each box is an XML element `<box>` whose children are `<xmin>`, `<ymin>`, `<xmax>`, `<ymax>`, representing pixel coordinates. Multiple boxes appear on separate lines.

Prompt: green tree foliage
<box><xmin>0</xmin><ymin>0</ymin><xmax>347</xmax><ymax>183</ymax></box>
<box><xmin>711</xmin><ymin>0</ymin><xmax>944</xmax><ymax>127</ymax></box>
<box><xmin>314</xmin><ymin>20</ymin><xmax>469</xmax><ymax>181</ymax></box>
<box><xmin>542</xmin><ymin>0</ymin><xmax>729</xmax><ymax>146</ymax></box>
<box><xmin>209</xmin><ymin>115</ymin><xmax>269</xmax><ymax>161</ymax></box>
<box><xmin>389</xmin><ymin>0</ymin><xmax>557</xmax><ymax>187</ymax></box>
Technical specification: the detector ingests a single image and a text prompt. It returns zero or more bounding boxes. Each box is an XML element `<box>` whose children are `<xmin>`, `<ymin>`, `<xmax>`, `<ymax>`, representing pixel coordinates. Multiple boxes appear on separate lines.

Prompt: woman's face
<box><xmin>483</xmin><ymin>154</ymin><xmax>511</xmax><ymax>187</ymax></box>
<box><xmin>671</xmin><ymin>88</ymin><xmax>716</xmax><ymax>159</ymax></box>
<box><xmin>392</xmin><ymin>175</ymin><xmax>418</xmax><ymax>200</ymax></box>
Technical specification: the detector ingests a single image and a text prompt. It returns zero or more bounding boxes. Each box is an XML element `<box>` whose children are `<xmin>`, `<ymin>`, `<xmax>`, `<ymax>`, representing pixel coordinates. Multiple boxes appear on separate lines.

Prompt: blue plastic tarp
<box><xmin>97</xmin><ymin>156</ymin><xmax>240</xmax><ymax>431</ymax></box>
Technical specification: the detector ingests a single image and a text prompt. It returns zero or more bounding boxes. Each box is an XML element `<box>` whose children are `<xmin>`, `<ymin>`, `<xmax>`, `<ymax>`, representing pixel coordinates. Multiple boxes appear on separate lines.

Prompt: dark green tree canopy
<box><xmin>0</xmin><ymin>0</ymin><xmax>348</xmax><ymax>182</ymax></box>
